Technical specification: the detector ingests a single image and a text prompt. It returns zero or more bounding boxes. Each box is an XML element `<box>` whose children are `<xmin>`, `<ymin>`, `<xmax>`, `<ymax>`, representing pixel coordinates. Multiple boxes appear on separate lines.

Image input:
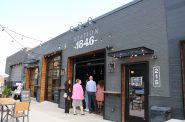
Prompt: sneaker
<box><xmin>84</xmin><ymin>109</ymin><xmax>89</xmax><ymax>112</ymax></box>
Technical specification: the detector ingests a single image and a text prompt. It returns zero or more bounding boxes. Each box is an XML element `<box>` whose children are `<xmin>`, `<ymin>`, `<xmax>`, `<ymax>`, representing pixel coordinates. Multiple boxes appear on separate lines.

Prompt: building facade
<box><xmin>5</xmin><ymin>0</ymin><xmax>185</xmax><ymax>122</ymax></box>
<box><xmin>5</xmin><ymin>48</ymin><xmax>30</xmax><ymax>87</ymax></box>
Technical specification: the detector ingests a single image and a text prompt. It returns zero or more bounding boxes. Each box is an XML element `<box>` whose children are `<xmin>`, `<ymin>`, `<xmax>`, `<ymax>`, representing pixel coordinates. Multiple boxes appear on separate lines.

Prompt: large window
<box><xmin>45</xmin><ymin>54</ymin><xmax>61</xmax><ymax>103</ymax></box>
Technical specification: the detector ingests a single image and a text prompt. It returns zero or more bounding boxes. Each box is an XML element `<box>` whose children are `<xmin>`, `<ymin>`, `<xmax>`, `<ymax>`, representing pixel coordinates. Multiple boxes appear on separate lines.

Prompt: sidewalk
<box><xmin>6</xmin><ymin>100</ymin><xmax>185</xmax><ymax>122</ymax></box>
<box><xmin>28</xmin><ymin>101</ymin><xmax>113</xmax><ymax>122</ymax></box>
<box><xmin>166</xmin><ymin>119</ymin><xmax>185</xmax><ymax>122</ymax></box>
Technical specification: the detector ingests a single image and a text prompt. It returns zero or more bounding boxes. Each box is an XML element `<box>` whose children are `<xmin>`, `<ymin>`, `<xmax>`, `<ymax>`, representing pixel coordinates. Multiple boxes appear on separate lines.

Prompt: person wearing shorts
<box><xmin>72</xmin><ymin>79</ymin><xmax>85</xmax><ymax>115</ymax></box>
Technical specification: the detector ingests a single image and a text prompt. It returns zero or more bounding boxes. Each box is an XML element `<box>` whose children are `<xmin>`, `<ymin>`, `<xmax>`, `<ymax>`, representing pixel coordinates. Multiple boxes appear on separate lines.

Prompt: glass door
<box><xmin>52</xmin><ymin>56</ymin><xmax>61</xmax><ymax>103</ymax></box>
<box><xmin>125</xmin><ymin>62</ymin><xmax>148</xmax><ymax>122</ymax></box>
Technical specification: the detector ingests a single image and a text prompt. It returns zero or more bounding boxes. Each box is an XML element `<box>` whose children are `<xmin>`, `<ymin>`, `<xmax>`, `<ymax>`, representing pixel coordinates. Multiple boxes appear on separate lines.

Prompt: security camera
<box><xmin>106</xmin><ymin>45</ymin><xmax>113</xmax><ymax>50</ymax></box>
<box><xmin>151</xmin><ymin>55</ymin><xmax>157</xmax><ymax>59</ymax></box>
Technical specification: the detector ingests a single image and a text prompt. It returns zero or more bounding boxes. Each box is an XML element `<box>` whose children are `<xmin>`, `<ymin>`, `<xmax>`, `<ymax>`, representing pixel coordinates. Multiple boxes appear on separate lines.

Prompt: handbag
<box><xmin>63</xmin><ymin>93</ymin><xmax>67</xmax><ymax>98</ymax></box>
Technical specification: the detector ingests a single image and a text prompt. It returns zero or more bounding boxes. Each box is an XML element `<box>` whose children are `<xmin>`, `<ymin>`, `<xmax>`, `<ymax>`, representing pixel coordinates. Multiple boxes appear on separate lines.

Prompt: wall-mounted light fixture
<box><xmin>70</xmin><ymin>17</ymin><xmax>96</xmax><ymax>32</ymax></box>
<box><xmin>70</xmin><ymin>26</ymin><xmax>77</xmax><ymax>32</ymax></box>
<box><xmin>108</xmin><ymin>62</ymin><xmax>115</xmax><ymax>73</ymax></box>
<box><xmin>151</xmin><ymin>55</ymin><xmax>157</xmax><ymax>60</ymax></box>
<box><xmin>78</xmin><ymin>22</ymin><xmax>83</xmax><ymax>30</ymax></box>
<box><xmin>78</xmin><ymin>22</ymin><xmax>86</xmax><ymax>29</ymax></box>
<box><xmin>61</xmin><ymin>68</ymin><xmax>66</xmax><ymax>76</ymax></box>
<box><xmin>88</xmin><ymin>17</ymin><xmax>96</xmax><ymax>25</ymax></box>
<box><xmin>106</xmin><ymin>45</ymin><xmax>114</xmax><ymax>51</ymax></box>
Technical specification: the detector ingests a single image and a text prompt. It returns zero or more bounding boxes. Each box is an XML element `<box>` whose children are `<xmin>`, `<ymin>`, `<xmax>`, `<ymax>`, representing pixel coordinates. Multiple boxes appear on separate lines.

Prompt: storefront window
<box><xmin>45</xmin><ymin>55</ymin><xmax>61</xmax><ymax>103</ymax></box>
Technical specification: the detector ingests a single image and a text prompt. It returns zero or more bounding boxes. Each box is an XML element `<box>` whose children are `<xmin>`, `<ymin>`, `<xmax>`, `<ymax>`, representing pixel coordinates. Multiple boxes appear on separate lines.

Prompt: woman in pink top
<box><xmin>96</xmin><ymin>80</ymin><xmax>104</xmax><ymax>109</ymax></box>
<box><xmin>72</xmin><ymin>79</ymin><xmax>84</xmax><ymax>115</ymax></box>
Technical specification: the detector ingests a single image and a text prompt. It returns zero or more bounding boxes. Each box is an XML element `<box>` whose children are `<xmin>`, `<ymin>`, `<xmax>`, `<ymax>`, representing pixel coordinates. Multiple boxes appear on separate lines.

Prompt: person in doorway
<box><xmin>86</xmin><ymin>75</ymin><xmax>97</xmax><ymax>113</ymax></box>
<box><xmin>84</xmin><ymin>79</ymin><xmax>89</xmax><ymax>112</ymax></box>
<box><xmin>64</xmin><ymin>80</ymin><xmax>72</xmax><ymax>113</ymax></box>
<box><xmin>72</xmin><ymin>79</ymin><xmax>85</xmax><ymax>115</ymax></box>
<box><xmin>96</xmin><ymin>80</ymin><xmax>104</xmax><ymax>111</ymax></box>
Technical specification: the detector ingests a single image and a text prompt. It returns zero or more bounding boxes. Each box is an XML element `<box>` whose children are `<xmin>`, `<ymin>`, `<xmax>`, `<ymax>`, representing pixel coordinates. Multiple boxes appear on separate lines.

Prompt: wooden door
<box><xmin>30</xmin><ymin>68</ymin><xmax>35</xmax><ymax>97</ymax></box>
<box><xmin>40</xmin><ymin>57</ymin><xmax>46</xmax><ymax>102</ymax></box>
<box><xmin>67</xmin><ymin>57</ymin><xmax>73</xmax><ymax>81</ymax></box>
<box><xmin>25</xmin><ymin>69</ymin><xmax>30</xmax><ymax>90</ymax></box>
<box><xmin>122</xmin><ymin>64</ymin><xmax>125</xmax><ymax>122</ymax></box>
<box><xmin>180</xmin><ymin>41</ymin><xmax>185</xmax><ymax>111</ymax></box>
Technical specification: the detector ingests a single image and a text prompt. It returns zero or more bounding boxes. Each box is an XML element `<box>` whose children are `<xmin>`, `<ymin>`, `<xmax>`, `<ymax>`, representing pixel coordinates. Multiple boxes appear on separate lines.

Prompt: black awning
<box><xmin>108</xmin><ymin>46</ymin><xmax>154</xmax><ymax>58</ymax></box>
<box><xmin>24</xmin><ymin>59</ymin><xmax>39</xmax><ymax>64</ymax></box>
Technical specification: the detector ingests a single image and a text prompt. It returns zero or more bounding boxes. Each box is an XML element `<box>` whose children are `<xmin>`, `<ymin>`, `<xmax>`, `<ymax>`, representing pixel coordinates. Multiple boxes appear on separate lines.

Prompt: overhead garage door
<box><xmin>10</xmin><ymin>64</ymin><xmax>23</xmax><ymax>82</ymax></box>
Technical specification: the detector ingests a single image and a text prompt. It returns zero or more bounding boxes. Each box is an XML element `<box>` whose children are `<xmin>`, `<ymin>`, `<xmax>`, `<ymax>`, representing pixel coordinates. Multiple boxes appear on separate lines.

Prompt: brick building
<box><xmin>5</xmin><ymin>0</ymin><xmax>185</xmax><ymax>122</ymax></box>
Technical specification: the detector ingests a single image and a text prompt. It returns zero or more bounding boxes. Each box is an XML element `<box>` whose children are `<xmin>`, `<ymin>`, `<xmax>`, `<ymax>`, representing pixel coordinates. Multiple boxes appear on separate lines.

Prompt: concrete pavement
<box><xmin>29</xmin><ymin>101</ymin><xmax>185</xmax><ymax>122</ymax></box>
<box><xmin>5</xmin><ymin>100</ymin><xmax>185</xmax><ymax>122</ymax></box>
<box><xmin>166</xmin><ymin>119</ymin><xmax>185</xmax><ymax>122</ymax></box>
<box><xmin>28</xmin><ymin>101</ymin><xmax>113</xmax><ymax>122</ymax></box>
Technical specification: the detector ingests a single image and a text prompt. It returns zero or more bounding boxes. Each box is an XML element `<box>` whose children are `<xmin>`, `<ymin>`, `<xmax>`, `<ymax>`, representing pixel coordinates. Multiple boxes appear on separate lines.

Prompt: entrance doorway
<box><xmin>74</xmin><ymin>50</ymin><xmax>105</xmax><ymax>115</ymax></box>
<box><xmin>124</xmin><ymin>62</ymin><xmax>149</xmax><ymax>122</ymax></box>
<box><xmin>29</xmin><ymin>67</ymin><xmax>39</xmax><ymax>99</ymax></box>
<box><xmin>25</xmin><ymin>67</ymin><xmax>39</xmax><ymax>100</ymax></box>
<box><xmin>45</xmin><ymin>54</ymin><xmax>61</xmax><ymax>103</ymax></box>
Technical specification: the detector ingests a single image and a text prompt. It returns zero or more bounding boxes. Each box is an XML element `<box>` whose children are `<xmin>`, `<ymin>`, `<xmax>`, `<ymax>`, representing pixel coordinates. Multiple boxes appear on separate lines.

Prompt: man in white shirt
<box><xmin>86</xmin><ymin>76</ymin><xmax>97</xmax><ymax>113</ymax></box>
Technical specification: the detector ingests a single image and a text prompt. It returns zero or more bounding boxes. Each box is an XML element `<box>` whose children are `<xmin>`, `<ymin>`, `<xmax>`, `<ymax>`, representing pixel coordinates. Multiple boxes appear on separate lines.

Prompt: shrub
<box><xmin>2</xmin><ymin>86</ymin><xmax>12</xmax><ymax>97</ymax></box>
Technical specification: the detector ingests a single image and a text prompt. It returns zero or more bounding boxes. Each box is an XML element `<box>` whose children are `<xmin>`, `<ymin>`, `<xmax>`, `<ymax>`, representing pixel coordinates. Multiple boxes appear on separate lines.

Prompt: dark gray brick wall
<box><xmin>159</xmin><ymin>0</ymin><xmax>185</xmax><ymax>119</ymax></box>
<box><xmin>149</xmin><ymin>0</ymin><xmax>185</xmax><ymax>120</ymax></box>
<box><xmin>5</xmin><ymin>48</ymin><xmax>29</xmax><ymax>74</ymax></box>
<box><xmin>104</xmin><ymin>95</ymin><xmax>121</xmax><ymax>122</ymax></box>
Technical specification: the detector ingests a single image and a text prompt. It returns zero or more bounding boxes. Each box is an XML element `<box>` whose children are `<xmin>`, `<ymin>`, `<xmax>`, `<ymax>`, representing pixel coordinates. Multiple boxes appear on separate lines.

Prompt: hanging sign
<box><xmin>73</xmin><ymin>28</ymin><xmax>99</xmax><ymax>49</ymax></box>
<box><xmin>153</xmin><ymin>66</ymin><xmax>160</xmax><ymax>87</ymax></box>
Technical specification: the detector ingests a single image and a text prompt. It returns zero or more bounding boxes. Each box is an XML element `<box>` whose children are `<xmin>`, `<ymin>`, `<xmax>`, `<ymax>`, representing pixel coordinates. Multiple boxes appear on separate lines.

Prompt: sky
<box><xmin>0</xmin><ymin>0</ymin><xmax>133</xmax><ymax>75</ymax></box>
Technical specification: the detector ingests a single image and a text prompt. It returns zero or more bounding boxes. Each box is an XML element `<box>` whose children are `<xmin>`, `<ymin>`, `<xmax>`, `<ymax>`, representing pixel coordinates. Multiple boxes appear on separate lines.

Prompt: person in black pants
<box><xmin>64</xmin><ymin>80</ymin><xmax>72</xmax><ymax>113</ymax></box>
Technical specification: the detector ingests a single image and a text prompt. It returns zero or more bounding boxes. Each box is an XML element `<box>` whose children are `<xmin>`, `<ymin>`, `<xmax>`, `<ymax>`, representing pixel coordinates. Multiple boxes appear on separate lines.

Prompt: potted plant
<box><xmin>2</xmin><ymin>86</ymin><xmax>12</xmax><ymax>98</ymax></box>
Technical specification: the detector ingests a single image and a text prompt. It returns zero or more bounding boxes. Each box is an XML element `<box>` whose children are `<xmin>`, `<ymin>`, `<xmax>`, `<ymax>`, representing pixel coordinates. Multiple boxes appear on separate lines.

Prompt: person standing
<box><xmin>96</xmin><ymin>80</ymin><xmax>104</xmax><ymax>110</ymax></box>
<box><xmin>86</xmin><ymin>75</ymin><xmax>97</xmax><ymax>113</ymax></box>
<box><xmin>84</xmin><ymin>80</ymin><xmax>89</xmax><ymax>112</ymax></box>
<box><xmin>64</xmin><ymin>80</ymin><xmax>72</xmax><ymax>113</ymax></box>
<box><xmin>72</xmin><ymin>79</ymin><xmax>85</xmax><ymax>115</ymax></box>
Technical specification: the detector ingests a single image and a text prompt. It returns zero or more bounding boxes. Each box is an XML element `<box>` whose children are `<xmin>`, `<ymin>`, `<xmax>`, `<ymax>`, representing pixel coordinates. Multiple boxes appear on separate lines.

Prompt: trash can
<box><xmin>151</xmin><ymin>106</ymin><xmax>171</xmax><ymax>122</ymax></box>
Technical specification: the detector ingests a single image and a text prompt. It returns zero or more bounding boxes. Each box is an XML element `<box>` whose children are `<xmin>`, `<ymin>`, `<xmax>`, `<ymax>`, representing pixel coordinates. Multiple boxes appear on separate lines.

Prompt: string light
<box><xmin>4</xmin><ymin>30</ymin><xmax>25</xmax><ymax>48</ymax></box>
<box><xmin>0</xmin><ymin>24</ymin><xmax>43</xmax><ymax>43</ymax></box>
<box><xmin>0</xmin><ymin>24</ymin><xmax>46</xmax><ymax>55</ymax></box>
<box><xmin>0</xmin><ymin>24</ymin><xmax>67</xmax><ymax>58</ymax></box>
<box><xmin>0</xmin><ymin>24</ymin><xmax>44</xmax><ymax>48</ymax></box>
<box><xmin>2</xmin><ymin>27</ymin><xmax>4</xmax><ymax>31</ymax></box>
<box><xmin>21</xmin><ymin>35</ymin><xmax>23</xmax><ymax>40</ymax></box>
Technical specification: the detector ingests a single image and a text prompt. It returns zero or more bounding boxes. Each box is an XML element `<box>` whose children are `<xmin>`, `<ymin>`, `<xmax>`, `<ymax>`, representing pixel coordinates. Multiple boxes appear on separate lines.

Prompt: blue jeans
<box><xmin>85</xmin><ymin>95</ymin><xmax>89</xmax><ymax>109</ymax></box>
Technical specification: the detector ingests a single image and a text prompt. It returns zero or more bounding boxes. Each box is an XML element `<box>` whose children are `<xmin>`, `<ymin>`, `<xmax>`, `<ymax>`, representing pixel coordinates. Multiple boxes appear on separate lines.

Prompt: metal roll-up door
<box><xmin>10</xmin><ymin>64</ymin><xmax>23</xmax><ymax>82</ymax></box>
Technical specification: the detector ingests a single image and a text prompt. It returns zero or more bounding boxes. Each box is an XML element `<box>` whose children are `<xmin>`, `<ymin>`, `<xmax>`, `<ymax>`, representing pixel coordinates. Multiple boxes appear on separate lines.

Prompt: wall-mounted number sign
<box><xmin>153</xmin><ymin>66</ymin><xmax>160</xmax><ymax>87</ymax></box>
<box><xmin>74</xmin><ymin>36</ymin><xmax>98</xmax><ymax>49</ymax></box>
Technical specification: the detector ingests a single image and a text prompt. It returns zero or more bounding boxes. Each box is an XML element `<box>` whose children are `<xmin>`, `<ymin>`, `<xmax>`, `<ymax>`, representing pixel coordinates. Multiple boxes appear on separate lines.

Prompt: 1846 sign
<box><xmin>153</xmin><ymin>66</ymin><xmax>160</xmax><ymax>87</ymax></box>
<box><xmin>74</xmin><ymin>28</ymin><xmax>99</xmax><ymax>49</ymax></box>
